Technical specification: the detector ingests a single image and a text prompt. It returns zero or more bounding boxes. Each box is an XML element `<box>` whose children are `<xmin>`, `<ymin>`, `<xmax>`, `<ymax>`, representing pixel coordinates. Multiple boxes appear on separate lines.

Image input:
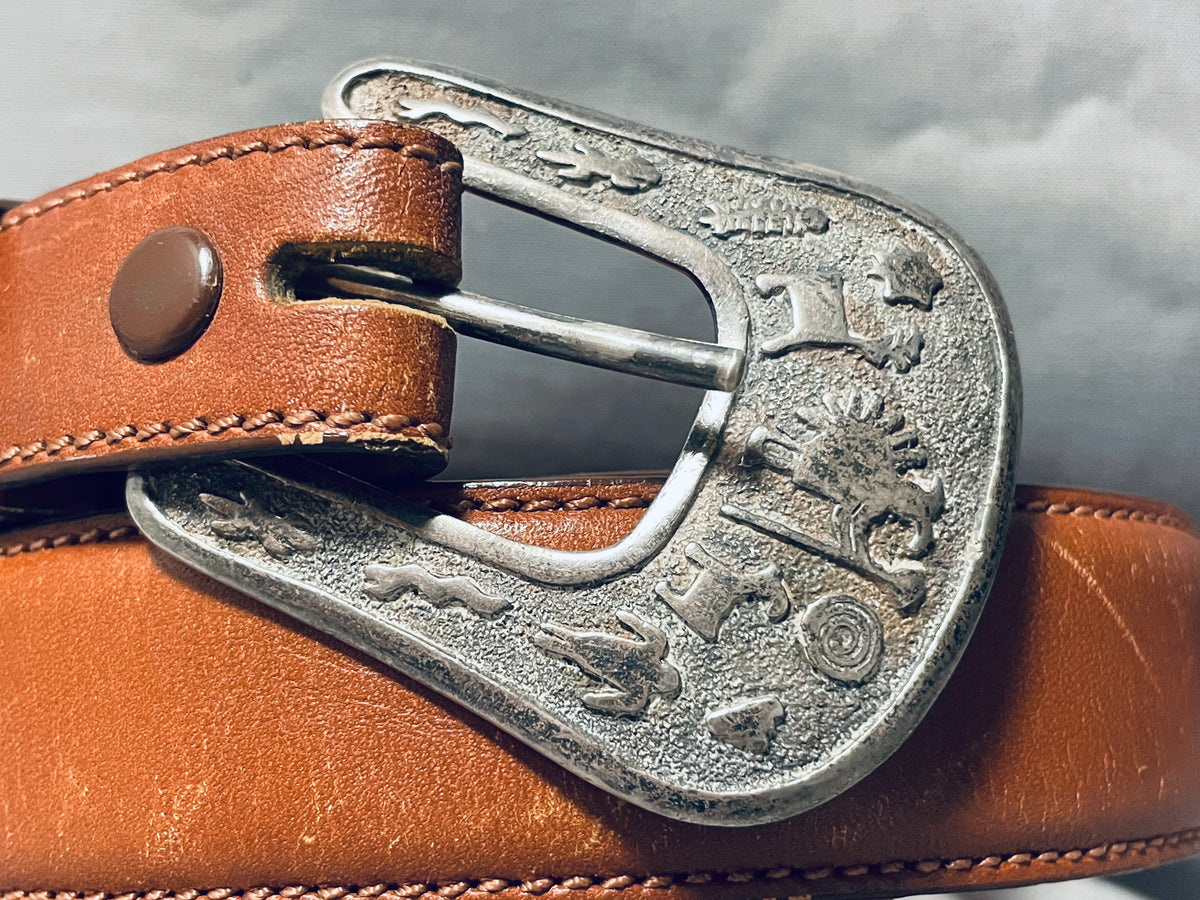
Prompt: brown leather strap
<box><xmin>0</xmin><ymin>122</ymin><xmax>461</xmax><ymax>487</ymax></box>
<box><xmin>0</xmin><ymin>483</ymin><xmax>1196</xmax><ymax>898</ymax></box>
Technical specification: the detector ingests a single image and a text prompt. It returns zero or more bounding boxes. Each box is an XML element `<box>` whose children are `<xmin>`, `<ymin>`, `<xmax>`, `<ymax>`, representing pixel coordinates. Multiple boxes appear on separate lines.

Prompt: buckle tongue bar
<box><xmin>302</xmin><ymin>263</ymin><xmax>745</xmax><ymax>392</ymax></box>
<box><xmin>129</xmin><ymin>59</ymin><xmax>1019</xmax><ymax>825</ymax></box>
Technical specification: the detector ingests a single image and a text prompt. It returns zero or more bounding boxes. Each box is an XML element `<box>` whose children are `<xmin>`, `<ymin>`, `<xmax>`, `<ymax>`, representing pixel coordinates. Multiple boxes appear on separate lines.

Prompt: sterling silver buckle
<box><xmin>128</xmin><ymin>59</ymin><xmax>1020</xmax><ymax>826</ymax></box>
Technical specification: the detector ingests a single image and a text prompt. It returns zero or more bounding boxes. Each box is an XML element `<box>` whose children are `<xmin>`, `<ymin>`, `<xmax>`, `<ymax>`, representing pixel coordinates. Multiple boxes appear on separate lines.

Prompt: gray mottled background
<box><xmin>3</xmin><ymin>2</ymin><xmax>1197</xmax><ymax>896</ymax></box>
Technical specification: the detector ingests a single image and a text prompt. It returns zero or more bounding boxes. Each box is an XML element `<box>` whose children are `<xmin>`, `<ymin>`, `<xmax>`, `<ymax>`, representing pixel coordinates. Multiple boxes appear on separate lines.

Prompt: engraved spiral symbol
<box><xmin>801</xmin><ymin>594</ymin><xmax>883</xmax><ymax>684</ymax></box>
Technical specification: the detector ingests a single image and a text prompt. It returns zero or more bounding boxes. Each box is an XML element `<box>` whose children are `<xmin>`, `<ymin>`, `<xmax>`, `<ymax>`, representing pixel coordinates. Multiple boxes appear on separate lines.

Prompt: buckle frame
<box><xmin>128</xmin><ymin>59</ymin><xmax>1019</xmax><ymax>825</ymax></box>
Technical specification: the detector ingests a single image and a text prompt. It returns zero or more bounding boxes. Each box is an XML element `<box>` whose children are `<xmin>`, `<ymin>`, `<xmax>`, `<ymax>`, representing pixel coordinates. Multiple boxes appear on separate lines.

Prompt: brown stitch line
<box><xmin>453</xmin><ymin>494</ymin><xmax>657</xmax><ymax>514</ymax></box>
<box><xmin>0</xmin><ymin>410</ymin><xmax>447</xmax><ymax>468</ymax></box>
<box><xmin>0</xmin><ymin>132</ymin><xmax>458</xmax><ymax>234</ymax></box>
<box><xmin>1</xmin><ymin>525</ymin><xmax>137</xmax><ymax>558</ymax></box>
<box><xmin>4</xmin><ymin>827</ymin><xmax>1197</xmax><ymax>898</ymax></box>
<box><xmin>1015</xmin><ymin>498</ymin><xmax>1192</xmax><ymax>535</ymax></box>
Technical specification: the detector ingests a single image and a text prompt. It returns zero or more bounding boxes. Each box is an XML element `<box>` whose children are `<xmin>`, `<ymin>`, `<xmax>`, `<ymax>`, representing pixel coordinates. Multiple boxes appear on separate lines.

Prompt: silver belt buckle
<box><xmin>128</xmin><ymin>60</ymin><xmax>1019</xmax><ymax>826</ymax></box>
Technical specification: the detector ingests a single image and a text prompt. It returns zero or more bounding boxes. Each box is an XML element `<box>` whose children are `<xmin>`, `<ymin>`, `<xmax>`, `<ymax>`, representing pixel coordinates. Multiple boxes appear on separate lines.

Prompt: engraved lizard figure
<box><xmin>755</xmin><ymin>269</ymin><xmax>922</xmax><ymax>371</ymax></box>
<box><xmin>200</xmin><ymin>492</ymin><xmax>321</xmax><ymax>560</ymax></box>
<box><xmin>655</xmin><ymin>542</ymin><xmax>790</xmax><ymax>641</ymax></box>
<box><xmin>534</xmin><ymin>610</ymin><xmax>680</xmax><ymax>715</ymax></box>
<box><xmin>363</xmin><ymin>563</ymin><xmax>511</xmax><ymax>617</ymax></box>
<box><xmin>536</xmin><ymin>144</ymin><xmax>662</xmax><ymax>191</ymax></box>
<box><xmin>395</xmin><ymin>97</ymin><xmax>527</xmax><ymax>139</ymax></box>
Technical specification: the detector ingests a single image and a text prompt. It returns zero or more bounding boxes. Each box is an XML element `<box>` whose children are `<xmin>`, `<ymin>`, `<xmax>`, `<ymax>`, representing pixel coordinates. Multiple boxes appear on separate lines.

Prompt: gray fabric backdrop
<box><xmin>3</xmin><ymin>3</ymin><xmax>1197</xmax><ymax>896</ymax></box>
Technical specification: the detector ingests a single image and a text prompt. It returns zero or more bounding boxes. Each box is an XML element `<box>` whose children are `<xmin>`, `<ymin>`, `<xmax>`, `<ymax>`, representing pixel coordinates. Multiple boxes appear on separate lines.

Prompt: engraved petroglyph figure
<box><xmin>730</xmin><ymin>391</ymin><xmax>944</xmax><ymax>609</ymax></box>
<box><xmin>755</xmin><ymin>270</ymin><xmax>922</xmax><ymax>371</ymax></box>
<box><xmin>536</xmin><ymin>144</ymin><xmax>662</xmax><ymax>191</ymax></box>
<box><xmin>867</xmin><ymin>246</ymin><xmax>943</xmax><ymax>310</ymax></box>
<box><xmin>535</xmin><ymin>610</ymin><xmax>681</xmax><ymax>715</ymax></box>
<box><xmin>363</xmin><ymin>563</ymin><xmax>511</xmax><ymax>617</ymax></box>
<box><xmin>706</xmin><ymin>696</ymin><xmax>787</xmax><ymax>754</ymax></box>
<box><xmin>395</xmin><ymin>97</ymin><xmax>528</xmax><ymax>139</ymax></box>
<box><xmin>699</xmin><ymin>198</ymin><xmax>829</xmax><ymax>238</ymax></box>
<box><xmin>801</xmin><ymin>594</ymin><xmax>884</xmax><ymax>684</ymax></box>
<box><xmin>200</xmin><ymin>492</ymin><xmax>322</xmax><ymax>560</ymax></box>
<box><xmin>655</xmin><ymin>541</ymin><xmax>791</xmax><ymax>641</ymax></box>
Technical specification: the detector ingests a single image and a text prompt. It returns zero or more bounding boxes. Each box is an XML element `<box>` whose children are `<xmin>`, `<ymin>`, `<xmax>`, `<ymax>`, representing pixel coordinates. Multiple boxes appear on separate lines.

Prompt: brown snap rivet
<box><xmin>109</xmin><ymin>226</ymin><xmax>222</xmax><ymax>363</ymax></box>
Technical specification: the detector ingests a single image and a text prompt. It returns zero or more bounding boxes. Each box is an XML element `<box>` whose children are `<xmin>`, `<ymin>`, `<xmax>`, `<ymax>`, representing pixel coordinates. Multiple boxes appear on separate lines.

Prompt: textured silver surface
<box><xmin>130</xmin><ymin>60</ymin><xmax>1019</xmax><ymax>825</ymax></box>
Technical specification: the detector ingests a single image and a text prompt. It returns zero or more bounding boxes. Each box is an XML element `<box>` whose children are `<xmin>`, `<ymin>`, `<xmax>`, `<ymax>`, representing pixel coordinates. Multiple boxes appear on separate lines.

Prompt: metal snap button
<box><xmin>109</xmin><ymin>226</ymin><xmax>222</xmax><ymax>363</ymax></box>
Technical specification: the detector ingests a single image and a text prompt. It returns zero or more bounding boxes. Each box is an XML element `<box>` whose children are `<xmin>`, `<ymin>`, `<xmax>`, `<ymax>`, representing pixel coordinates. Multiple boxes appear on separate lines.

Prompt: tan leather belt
<box><xmin>0</xmin><ymin>121</ymin><xmax>460</xmax><ymax>489</ymax></box>
<box><xmin>1</xmin><ymin>109</ymin><xmax>1198</xmax><ymax>899</ymax></box>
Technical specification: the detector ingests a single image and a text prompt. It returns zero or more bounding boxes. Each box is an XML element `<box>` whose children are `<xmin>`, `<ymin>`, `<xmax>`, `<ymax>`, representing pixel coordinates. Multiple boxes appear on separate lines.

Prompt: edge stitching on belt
<box><xmin>0</xmin><ymin>410</ymin><xmax>448</xmax><ymax>468</ymax></box>
<box><xmin>0</xmin><ymin>131</ymin><xmax>463</xmax><ymax>234</ymax></box>
<box><xmin>1</xmin><ymin>524</ymin><xmax>137</xmax><ymax>557</ymax></box>
<box><xmin>449</xmin><ymin>494</ymin><xmax>657</xmax><ymax>513</ymax></box>
<box><xmin>2</xmin><ymin>826</ymin><xmax>1196</xmax><ymax>897</ymax></box>
<box><xmin>1014</xmin><ymin>498</ymin><xmax>1192</xmax><ymax>534</ymax></box>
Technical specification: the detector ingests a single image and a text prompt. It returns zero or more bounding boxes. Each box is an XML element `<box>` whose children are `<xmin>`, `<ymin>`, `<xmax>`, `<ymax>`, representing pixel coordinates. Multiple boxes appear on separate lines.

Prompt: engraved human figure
<box><xmin>534</xmin><ymin>610</ymin><xmax>680</xmax><ymax>715</ymax></box>
<box><xmin>655</xmin><ymin>542</ymin><xmax>790</xmax><ymax>641</ymax></box>
<box><xmin>755</xmin><ymin>270</ymin><xmax>921</xmax><ymax>371</ymax></box>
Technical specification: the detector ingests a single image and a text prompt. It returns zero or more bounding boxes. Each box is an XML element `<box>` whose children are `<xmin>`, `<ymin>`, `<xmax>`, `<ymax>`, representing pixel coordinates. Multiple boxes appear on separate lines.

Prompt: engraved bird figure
<box><xmin>534</xmin><ymin>610</ymin><xmax>680</xmax><ymax>716</ymax></box>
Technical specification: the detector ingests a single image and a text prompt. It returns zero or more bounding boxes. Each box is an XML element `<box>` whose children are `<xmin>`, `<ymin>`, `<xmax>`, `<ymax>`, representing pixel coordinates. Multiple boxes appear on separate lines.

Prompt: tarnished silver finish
<box><xmin>535</xmin><ymin>609</ymin><xmax>681</xmax><ymax>716</ymax></box>
<box><xmin>130</xmin><ymin>59</ymin><xmax>1020</xmax><ymax>826</ymax></box>
<box><xmin>200</xmin><ymin>491</ymin><xmax>321</xmax><ymax>559</ymax></box>
<box><xmin>868</xmin><ymin>245</ymin><xmax>944</xmax><ymax>310</ymax></box>
<box><xmin>653</xmin><ymin>541</ymin><xmax>790</xmax><ymax>641</ymax></box>
<box><xmin>307</xmin><ymin>263</ymin><xmax>745</xmax><ymax>392</ymax></box>
<box><xmin>536</xmin><ymin>143</ymin><xmax>662</xmax><ymax>191</ymax></box>
<box><xmin>394</xmin><ymin>95</ymin><xmax>527</xmax><ymax>138</ymax></box>
<box><xmin>801</xmin><ymin>594</ymin><xmax>885</xmax><ymax>684</ymax></box>
<box><xmin>364</xmin><ymin>563</ymin><xmax>511</xmax><ymax>617</ymax></box>
<box><xmin>706</xmin><ymin>696</ymin><xmax>787</xmax><ymax>754</ymax></box>
<box><xmin>700</xmin><ymin>198</ymin><xmax>830</xmax><ymax>238</ymax></box>
<box><xmin>755</xmin><ymin>270</ymin><xmax>923</xmax><ymax>370</ymax></box>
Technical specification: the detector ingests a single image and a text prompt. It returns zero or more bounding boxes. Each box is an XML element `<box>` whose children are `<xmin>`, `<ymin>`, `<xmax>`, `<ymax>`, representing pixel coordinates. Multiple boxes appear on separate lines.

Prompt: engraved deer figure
<box><xmin>755</xmin><ymin>270</ymin><xmax>922</xmax><ymax>371</ymax></box>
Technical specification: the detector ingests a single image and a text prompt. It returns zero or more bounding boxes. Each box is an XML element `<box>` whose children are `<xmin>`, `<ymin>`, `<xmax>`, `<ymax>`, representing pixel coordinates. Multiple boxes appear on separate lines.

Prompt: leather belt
<box><xmin>1</xmin><ymin>109</ymin><xmax>1198</xmax><ymax>899</ymax></box>
<box><xmin>0</xmin><ymin>121</ymin><xmax>460</xmax><ymax>489</ymax></box>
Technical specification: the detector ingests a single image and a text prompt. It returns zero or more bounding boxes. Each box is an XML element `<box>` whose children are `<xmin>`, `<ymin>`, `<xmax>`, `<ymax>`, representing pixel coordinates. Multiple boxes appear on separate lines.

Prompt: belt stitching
<box><xmin>0</xmin><ymin>132</ymin><xmax>462</xmax><ymax>234</ymax></box>
<box><xmin>1014</xmin><ymin>499</ymin><xmax>1191</xmax><ymax>532</ymax></box>
<box><xmin>2</xmin><ymin>826</ymin><xmax>1196</xmax><ymax>897</ymax></box>
<box><xmin>0</xmin><ymin>410</ymin><xmax>447</xmax><ymax>468</ymax></box>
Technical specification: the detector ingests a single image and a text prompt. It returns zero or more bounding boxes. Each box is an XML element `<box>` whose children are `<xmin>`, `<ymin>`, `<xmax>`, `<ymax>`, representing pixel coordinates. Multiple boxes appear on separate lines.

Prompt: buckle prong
<box><xmin>304</xmin><ymin>263</ymin><xmax>745</xmax><ymax>392</ymax></box>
